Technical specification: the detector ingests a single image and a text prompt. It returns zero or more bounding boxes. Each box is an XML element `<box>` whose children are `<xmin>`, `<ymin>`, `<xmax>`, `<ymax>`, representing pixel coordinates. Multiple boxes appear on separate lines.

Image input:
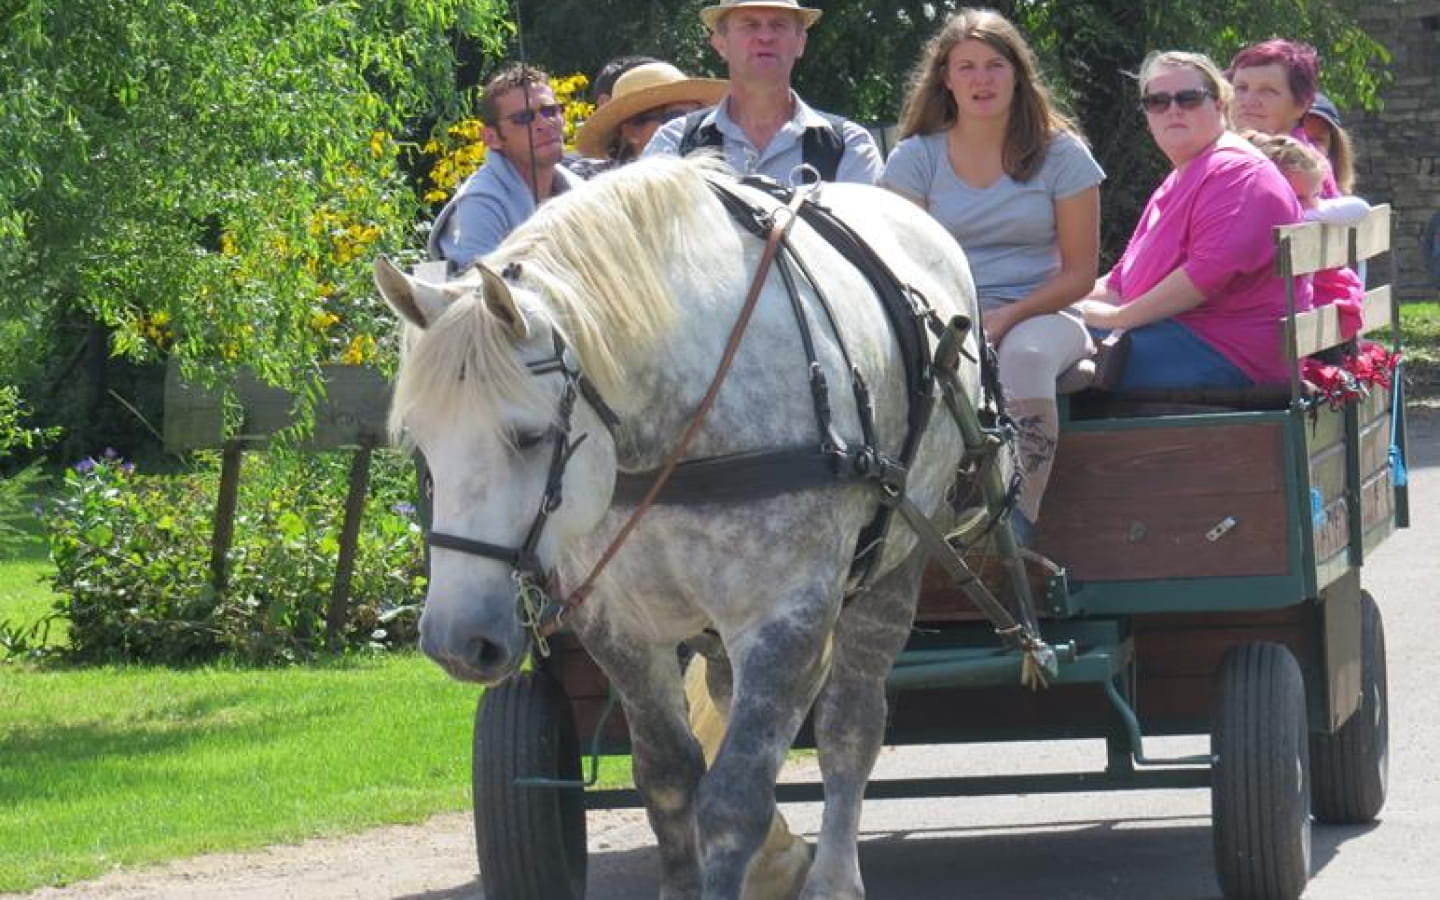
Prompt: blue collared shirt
<box><xmin>428</xmin><ymin>151</ymin><xmax>582</xmax><ymax>270</ymax></box>
<box><xmin>642</xmin><ymin>92</ymin><xmax>882</xmax><ymax>186</ymax></box>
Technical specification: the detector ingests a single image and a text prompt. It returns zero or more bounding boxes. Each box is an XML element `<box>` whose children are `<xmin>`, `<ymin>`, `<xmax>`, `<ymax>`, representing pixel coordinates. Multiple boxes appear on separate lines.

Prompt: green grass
<box><xmin>0</xmin><ymin>573</ymin><xmax>634</xmax><ymax>892</ymax></box>
<box><xmin>0</xmin><ymin>655</ymin><xmax>486</xmax><ymax>890</ymax></box>
<box><xmin>1399</xmin><ymin>300</ymin><xmax>1440</xmax><ymax>382</ymax></box>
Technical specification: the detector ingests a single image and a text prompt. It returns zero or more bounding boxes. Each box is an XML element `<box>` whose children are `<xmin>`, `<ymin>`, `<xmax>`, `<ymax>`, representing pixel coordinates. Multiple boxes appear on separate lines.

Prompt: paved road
<box><xmin>585</xmin><ymin>406</ymin><xmax>1440</xmax><ymax>899</ymax></box>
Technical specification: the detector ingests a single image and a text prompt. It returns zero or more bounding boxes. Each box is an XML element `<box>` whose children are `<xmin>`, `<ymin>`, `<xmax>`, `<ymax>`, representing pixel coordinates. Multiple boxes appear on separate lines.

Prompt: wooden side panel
<box><xmin>1036</xmin><ymin>422</ymin><xmax>1291</xmax><ymax>582</ymax></box>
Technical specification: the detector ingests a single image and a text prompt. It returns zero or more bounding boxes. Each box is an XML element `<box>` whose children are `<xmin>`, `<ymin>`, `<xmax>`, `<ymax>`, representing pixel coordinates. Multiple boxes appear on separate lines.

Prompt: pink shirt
<box><xmin>1107</xmin><ymin>132</ymin><xmax>1312</xmax><ymax>384</ymax></box>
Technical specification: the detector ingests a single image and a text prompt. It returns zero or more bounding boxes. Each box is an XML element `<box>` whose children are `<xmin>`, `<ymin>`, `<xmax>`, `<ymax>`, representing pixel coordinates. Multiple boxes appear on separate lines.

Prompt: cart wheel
<box><xmin>473</xmin><ymin>669</ymin><xmax>587</xmax><ymax>900</ymax></box>
<box><xmin>1212</xmin><ymin>642</ymin><xmax>1311</xmax><ymax>900</ymax></box>
<box><xmin>1311</xmin><ymin>590</ymin><xmax>1388</xmax><ymax>823</ymax></box>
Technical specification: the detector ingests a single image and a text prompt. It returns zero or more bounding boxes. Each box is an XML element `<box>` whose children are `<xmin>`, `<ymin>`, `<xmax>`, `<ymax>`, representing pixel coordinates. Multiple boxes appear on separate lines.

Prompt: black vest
<box><xmin>676</xmin><ymin>107</ymin><xmax>847</xmax><ymax>182</ymax></box>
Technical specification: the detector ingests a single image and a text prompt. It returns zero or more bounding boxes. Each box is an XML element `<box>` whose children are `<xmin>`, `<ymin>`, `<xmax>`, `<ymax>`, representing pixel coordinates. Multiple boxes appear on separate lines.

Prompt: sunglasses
<box><xmin>504</xmin><ymin>103</ymin><xmax>565</xmax><ymax>127</ymax></box>
<box><xmin>1139</xmin><ymin>89</ymin><xmax>1213</xmax><ymax>113</ymax></box>
<box><xmin>629</xmin><ymin>106</ymin><xmax>696</xmax><ymax>127</ymax></box>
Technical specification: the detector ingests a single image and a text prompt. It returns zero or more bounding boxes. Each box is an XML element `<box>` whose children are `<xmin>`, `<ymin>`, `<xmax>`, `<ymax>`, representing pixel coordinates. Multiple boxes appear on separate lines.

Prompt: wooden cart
<box><xmin>472</xmin><ymin>205</ymin><xmax>1405</xmax><ymax>900</ymax></box>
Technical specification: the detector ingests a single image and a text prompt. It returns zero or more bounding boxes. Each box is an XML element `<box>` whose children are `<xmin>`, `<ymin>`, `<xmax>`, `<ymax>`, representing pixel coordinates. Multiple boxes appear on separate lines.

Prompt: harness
<box><xmin>424</xmin><ymin>178</ymin><xmax>1055</xmax><ymax>682</ymax></box>
<box><xmin>677</xmin><ymin>108</ymin><xmax>847</xmax><ymax>182</ymax></box>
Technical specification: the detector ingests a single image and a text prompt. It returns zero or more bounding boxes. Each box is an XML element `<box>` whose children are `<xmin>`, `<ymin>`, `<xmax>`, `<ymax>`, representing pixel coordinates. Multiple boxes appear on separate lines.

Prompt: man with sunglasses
<box><xmin>428</xmin><ymin>63</ymin><xmax>582</xmax><ymax>271</ymax></box>
<box><xmin>643</xmin><ymin>0</ymin><xmax>881</xmax><ymax>185</ymax></box>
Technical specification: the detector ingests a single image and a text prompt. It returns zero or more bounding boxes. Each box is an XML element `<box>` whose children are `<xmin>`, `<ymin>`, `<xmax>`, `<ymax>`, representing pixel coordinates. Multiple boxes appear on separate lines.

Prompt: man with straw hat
<box><xmin>652</xmin><ymin>5</ymin><xmax>880</xmax><ymax>896</ymax></box>
<box><xmin>575</xmin><ymin>62</ymin><xmax>728</xmax><ymax>168</ymax></box>
<box><xmin>644</xmin><ymin>0</ymin><xmax>881</xmax><ymax>185</ymax></box>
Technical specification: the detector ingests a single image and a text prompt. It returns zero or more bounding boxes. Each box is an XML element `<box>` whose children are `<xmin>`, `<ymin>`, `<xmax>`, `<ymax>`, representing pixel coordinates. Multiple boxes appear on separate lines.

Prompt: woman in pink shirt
<box><xmin>1227</xmin><ymin>39</ymin><xmax>1339</xmax><ymax>198</ymax></box>
<box><xmin>1080</xmin><ymin>50</ymin><xmax>1311</xmax><ymax>389</ymax></box>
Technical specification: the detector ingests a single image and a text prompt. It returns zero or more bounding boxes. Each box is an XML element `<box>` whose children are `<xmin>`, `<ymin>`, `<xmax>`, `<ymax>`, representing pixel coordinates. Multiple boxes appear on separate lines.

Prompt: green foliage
<box><xmin>41</xmin><ymin>449</ymin><xmax>426</xmax><ymax>666</ymax></box>
<box><xmin>0</xmin><ymin>386</ymin><xmax>59</xmax><ymax>556</ymax></box>
<box><xmin>0</xmin><ymin>0</ymin><xmax>510</xmax><ymax>394</ymax></box>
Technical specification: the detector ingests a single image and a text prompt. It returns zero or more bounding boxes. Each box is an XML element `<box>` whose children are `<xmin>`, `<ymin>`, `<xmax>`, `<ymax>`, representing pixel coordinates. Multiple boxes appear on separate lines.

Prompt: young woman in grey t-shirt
<box><xmin>882</xmin><ymin>7</ymin><xmax>1104</xmax><ymax>543</ymax></box>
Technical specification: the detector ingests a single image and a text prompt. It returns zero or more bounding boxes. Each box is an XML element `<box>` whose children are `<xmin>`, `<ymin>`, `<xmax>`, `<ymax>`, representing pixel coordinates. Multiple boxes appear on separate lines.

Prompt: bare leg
<box><xmin>801</xmin><ymin>551</ymin><xmax>926</xmax><ymax>899</ymax></box>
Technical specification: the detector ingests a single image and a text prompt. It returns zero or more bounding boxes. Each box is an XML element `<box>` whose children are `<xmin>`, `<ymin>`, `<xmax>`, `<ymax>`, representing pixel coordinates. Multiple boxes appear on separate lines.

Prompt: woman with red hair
<box><xmin>1227</xmin><ymin>39</ymin><xmax>1339</xmax><ymax>196</ymax></box>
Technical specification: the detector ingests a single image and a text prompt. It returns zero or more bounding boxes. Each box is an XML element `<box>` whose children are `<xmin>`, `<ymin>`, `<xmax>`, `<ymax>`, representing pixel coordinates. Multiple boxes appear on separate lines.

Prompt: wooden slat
<box><xmin>1289</xmin><ymin>303</ymin><xmax>1344</xmax><ymax>357</ymax></box>
<box><xmin>1359</xmin><ymin>285</ymin><xmax>1394</xmax><ymax>336</ymax></box>
<box><xmin>1351</xmin><ymin>204</ymin><xmax>1392</xmax><ymax>262</ymax></box>
<box><xmin>164</xmin><ymin>360</ymin><xmax>391</xmax><ymax>451</ymax></box>
<box><xmin>1274</xmin><ymin>221</ymin><xmax>1350</xmax><ymax>276</ymax></box>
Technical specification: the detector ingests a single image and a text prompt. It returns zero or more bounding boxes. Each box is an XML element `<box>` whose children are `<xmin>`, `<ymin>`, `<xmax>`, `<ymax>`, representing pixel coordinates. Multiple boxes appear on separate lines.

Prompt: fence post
<box><xmin>327</xmin><ymin>440</ymin><xmax>374</xmax><ymax>648</ymax></box>
<box><xmin>210</xmin><ymin>440</ymin><xmax>244</xmax><ymax>596</ymax></box>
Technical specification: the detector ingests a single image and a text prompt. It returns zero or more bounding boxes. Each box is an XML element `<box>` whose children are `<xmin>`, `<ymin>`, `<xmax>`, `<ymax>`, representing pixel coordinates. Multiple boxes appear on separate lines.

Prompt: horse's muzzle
<box><xmin>418</xmin><ymin>605</ymin><xmax>527</xmax><ymax>685</ymax></box>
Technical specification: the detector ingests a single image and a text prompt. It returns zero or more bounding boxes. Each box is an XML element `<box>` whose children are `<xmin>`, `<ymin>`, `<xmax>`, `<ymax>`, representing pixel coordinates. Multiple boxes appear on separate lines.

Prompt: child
<box><xmin>1250</xmin><ymin>132</ymin><xmax>1367</xmax><ymax>338</ymax></box>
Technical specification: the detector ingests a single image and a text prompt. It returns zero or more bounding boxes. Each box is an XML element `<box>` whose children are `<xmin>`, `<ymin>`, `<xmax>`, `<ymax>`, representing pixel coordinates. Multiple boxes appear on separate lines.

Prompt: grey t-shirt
<box><xmin>882</xmin><ymin>130</ymin><xmax>1104</xmax><ymax>305</ymax></box>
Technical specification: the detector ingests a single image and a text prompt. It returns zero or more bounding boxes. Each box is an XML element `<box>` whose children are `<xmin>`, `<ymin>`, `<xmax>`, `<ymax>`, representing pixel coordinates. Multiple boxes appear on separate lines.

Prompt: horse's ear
<box><xmin>373</xmin><ymin>256</ymin><xmax>450</xmax><ymax>328</ymax></box>
<box><xmin>477</xmin><ymin>264</ymin><xmax>530</xmax><ymax>340</ymax></box>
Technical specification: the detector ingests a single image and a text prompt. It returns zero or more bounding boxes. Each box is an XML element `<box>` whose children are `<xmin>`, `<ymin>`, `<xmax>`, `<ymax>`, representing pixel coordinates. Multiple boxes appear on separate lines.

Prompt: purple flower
<box><xmin>102</xmin><ymin>447</ymin><xmax>120</xmax><ymax>460</ymax></box>
<box><xmin>391</xmin><ymin>502</ymin><xmax>416</xmax><ymax>517</ymax></box>
<box><xmin>73</xmin><ymin>457</ymin><xmax>97</xmax><ymax>475</ymax></box>
<box><xmin>120</xmin><ymin>462</ymin><xmax>136</xmax><ymax>475</ymax></box>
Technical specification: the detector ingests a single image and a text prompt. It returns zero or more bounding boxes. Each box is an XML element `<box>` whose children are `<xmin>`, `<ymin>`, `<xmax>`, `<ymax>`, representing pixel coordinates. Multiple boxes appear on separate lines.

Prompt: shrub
<box><xmin>42</xmin><ymin>448</ymin><xmax>426</xmax><ymax>665</ymax></box>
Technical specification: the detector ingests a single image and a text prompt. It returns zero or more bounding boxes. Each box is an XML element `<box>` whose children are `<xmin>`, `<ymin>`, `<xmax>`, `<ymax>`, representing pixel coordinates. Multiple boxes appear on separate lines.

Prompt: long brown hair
<box><xmin>896</xmin><ymin>8</ymin><xmax>1081</xmax><ymax>182</ymax></box>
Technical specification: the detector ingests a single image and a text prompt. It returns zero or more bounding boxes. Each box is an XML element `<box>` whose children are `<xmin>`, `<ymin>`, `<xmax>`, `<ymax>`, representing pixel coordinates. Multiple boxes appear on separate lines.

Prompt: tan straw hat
<box><xmin>699</xmin><ymin>0</ymin><xmax>822</xmax><ymax>31</ymax></box>
<box><xmin>575</xmin><ymin>63</ymin><xmax>727</xmax><ymax>159</ymax></box>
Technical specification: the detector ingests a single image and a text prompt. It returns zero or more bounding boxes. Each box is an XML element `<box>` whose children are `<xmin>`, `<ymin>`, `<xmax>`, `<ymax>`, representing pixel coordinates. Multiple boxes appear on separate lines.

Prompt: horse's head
<box><xmin>375</xmin><ymin>257</ymin><xmax>620</xmax><ymax>684</ymax></box>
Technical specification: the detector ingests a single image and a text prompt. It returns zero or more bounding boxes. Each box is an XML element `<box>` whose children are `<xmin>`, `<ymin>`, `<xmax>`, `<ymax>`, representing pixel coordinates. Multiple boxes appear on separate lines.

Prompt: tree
<box><xmin>0</xmin><ymin>0</ymin><xmax>511</xmax><ymax>456</ymax></box>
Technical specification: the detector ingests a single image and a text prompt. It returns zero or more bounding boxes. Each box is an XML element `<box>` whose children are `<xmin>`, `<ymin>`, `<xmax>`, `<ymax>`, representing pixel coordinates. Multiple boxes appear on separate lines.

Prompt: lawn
<box><xmin>0</xmin><ymin>654</ymin><xmax>483</xmax><ymax>891</ymax></box>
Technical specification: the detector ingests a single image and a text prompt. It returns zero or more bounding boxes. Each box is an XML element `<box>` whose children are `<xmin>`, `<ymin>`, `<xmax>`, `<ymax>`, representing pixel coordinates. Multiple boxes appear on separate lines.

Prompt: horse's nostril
<box><xmin>471</xmin><ymin>637</ymin><xmax>509</xmax><ymax>673</ymax></box>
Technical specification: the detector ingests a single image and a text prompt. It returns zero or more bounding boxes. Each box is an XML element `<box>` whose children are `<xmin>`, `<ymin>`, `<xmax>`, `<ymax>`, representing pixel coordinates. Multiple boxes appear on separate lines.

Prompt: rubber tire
<box><xmin>472</xmin><ymin>670</ymin><xmax>587</xmax><ymax>900</ymax></box>
<box><xmin>1212</xmin><ymin>642</ymin><xmax>1312</xmax><ymax>900</ymax></box>
<box><xmin>1310</xmin><ymin>590</ymin><xmax>1388</xmax><ymax>823</ymax></box>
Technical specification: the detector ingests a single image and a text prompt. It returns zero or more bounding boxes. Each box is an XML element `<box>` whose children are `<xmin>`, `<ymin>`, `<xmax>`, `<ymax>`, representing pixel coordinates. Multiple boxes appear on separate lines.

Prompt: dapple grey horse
<box><xmin>376</xmin><ymin>155</ymin><xmax>981</xmax><ymax>899</ymax></box>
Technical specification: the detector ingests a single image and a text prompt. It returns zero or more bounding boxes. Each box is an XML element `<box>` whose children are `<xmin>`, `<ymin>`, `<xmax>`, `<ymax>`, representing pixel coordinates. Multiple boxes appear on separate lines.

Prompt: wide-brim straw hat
<box><xmin>700</xmin><ymin>0</ymin><xmax>822</xmax><ymax>31</ymax></box>
<box><xmin>575</xmin><ymin>63</ymin><xmax>728</xmax><ymax>159</ymax></box>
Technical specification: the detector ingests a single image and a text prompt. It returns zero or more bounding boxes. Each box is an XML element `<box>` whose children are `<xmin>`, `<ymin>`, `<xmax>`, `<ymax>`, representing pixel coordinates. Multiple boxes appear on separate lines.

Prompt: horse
<box><xmin>375</xmin><ymin>154</ymin><xmax>983</xmax><ymax>899</ymax></box>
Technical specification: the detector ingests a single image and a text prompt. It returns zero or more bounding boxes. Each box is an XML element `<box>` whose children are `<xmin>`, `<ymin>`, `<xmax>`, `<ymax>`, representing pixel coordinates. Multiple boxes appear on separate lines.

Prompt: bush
<box><xmin>42</xmin><ymin>448</ymin><xmax>426</xmax><ymax>665</ymax></box>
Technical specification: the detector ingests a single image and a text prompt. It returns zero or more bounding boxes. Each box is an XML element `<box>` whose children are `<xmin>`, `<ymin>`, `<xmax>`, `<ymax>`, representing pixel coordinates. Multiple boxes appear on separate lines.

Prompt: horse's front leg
<box><xmin>581</xmin><ymin>625</ymin><xmax>706</xmax><ymax>899</ymax></box>
<box><xmin>802</xmin><ymin>550</ymin><xmax>927</xmax><ymax>900</ymax></box>
<box><xmin>699</xmin><ymin>595</ymin><xmax>833</xmax><ymax>899</ymax></box>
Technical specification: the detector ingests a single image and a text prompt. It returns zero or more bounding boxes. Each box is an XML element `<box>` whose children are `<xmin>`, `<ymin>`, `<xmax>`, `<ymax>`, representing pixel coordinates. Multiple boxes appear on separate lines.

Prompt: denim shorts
<box><xmin>1091</xmin><ymin>319</ymin><xmax>1252</xmax><ymax>390</ymax></box>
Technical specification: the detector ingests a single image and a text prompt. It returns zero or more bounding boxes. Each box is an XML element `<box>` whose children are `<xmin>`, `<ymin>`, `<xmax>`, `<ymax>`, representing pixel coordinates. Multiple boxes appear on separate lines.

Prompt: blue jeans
<box><xmin>1091</xmin><ymin>320</ymin><xmax>1252</xmax><ymax>390</ymax></box>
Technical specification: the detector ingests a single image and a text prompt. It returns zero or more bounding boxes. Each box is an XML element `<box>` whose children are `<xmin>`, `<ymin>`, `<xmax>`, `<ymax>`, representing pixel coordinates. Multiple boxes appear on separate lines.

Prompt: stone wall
<box><xmin>1349</xmin><ymin>0</ymin><xmax>1440</xmax><ymax>300</ymax></box>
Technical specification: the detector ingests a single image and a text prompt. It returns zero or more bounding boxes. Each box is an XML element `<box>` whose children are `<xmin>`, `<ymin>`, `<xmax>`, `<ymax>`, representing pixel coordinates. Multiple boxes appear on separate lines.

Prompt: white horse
<box><xmin>376</xmin><ymin>155</ymin><xmax>982</xmax><ymax>899</ymax></box>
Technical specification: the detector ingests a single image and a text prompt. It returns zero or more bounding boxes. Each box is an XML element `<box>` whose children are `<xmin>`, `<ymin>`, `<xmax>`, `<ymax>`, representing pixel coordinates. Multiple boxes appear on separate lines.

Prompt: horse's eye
<box><xmin>513</xmin><ymin>430</ymin><xmax>547</xmax><ymax>451</ymax></box>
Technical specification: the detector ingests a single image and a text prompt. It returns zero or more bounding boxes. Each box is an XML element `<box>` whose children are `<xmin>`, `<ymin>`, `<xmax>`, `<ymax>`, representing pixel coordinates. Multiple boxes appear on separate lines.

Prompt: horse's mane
<box><xmin>389</xmin><ymin>155</ymin><xmax>733</xmax><ymax>443</ymax></box>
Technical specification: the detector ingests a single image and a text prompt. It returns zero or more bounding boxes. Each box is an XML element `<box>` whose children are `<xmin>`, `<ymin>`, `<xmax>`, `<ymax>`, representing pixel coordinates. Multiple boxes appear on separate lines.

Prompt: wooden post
<box><xmin>210</xmin><ymin>440</ymin><xmax>244</xmax><ymax>596</ymax></box>
<box><xmin>327</xmin><ymin>440</ymin><xmax>374</xmax><ymax>648</ymax></box>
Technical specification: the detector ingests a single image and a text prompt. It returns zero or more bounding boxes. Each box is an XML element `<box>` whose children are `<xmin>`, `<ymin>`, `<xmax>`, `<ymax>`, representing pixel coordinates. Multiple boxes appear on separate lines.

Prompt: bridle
<box><xmin>424</xmin><ymin>328</ymin><xmax>621</xmax><ymax>654</ymax></box>
<box><xmin>421</xmin><ymin>183</ymin><xmax>808</xmax><ymax>658</ymax></box>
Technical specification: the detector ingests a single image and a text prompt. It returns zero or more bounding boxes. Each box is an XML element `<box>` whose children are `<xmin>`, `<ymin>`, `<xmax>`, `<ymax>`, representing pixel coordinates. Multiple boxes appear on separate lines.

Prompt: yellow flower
<box><xmin>310</xmin><ymin>310</ymin><xmax>340</xmax><ymax>331</ymax></box>
<box><xmin>341</xmin><ymin>334</ymin><xmax>376</xmax><ymax>365</ymax></box>
<box><xmin>219</xmin><ymin>231</ymin><xmax>239</xmax><ymax>256</ymax></box>
<box><xmin>368</xmin><ymin>130</ymin><xmax>389</xmax><ymax>158</ymax></box>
